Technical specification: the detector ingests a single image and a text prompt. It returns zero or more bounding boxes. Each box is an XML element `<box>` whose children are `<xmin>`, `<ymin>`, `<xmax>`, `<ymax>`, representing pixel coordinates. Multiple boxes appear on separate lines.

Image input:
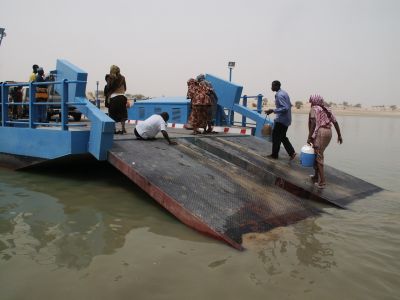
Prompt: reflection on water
<box><xmin>0</xmin><ymin>159</ymin><xmax>214</xmax><ymax>270</ymax></box>
<box><xmin>243</xmin><ymin>218</ymin><xmax>336</xmax><ymax>277</ymax></box>
<box><xmin>0</xmin><ymin>180</ymin><xmax>137</xmax><ymax>269</ymax></box>
<box><xmin>292</xmin><ymin>220</ymin><xmax>335</xmax><ymax>269</ymax></box>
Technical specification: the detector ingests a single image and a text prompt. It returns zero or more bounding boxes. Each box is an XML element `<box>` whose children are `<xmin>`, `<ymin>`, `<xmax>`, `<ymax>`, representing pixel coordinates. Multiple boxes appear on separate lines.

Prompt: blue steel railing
<box><xmin>0</xmin><ymin>79</ymin><xmax>86</xmax><ymax>130</ymax></box>
<box><xmin>226</xmin><ymin>94</ymin><xmax>264</xmax><ymax>127</ymax></box>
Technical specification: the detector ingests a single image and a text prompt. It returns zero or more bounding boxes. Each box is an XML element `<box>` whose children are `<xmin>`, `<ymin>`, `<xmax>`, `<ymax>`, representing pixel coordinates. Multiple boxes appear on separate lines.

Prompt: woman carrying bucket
<box><xmin>307</xmin><ymin>95</ymin><xmax>343</xmax><ymax>188</ymax></box>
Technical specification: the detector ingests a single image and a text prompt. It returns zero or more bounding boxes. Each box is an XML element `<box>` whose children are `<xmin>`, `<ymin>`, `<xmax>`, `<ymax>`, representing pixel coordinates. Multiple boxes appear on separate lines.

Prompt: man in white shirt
<box><xmin>134</xmin><ymin>112</ymin><xmax>177</xmax><ymax>145</ymax></box>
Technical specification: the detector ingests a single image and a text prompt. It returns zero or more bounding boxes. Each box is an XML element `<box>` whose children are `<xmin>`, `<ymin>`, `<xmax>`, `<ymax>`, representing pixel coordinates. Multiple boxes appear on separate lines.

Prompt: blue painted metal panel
<box><xmin>205</xmin><ymin>74</ymin><xmax>243</xmax><ymax>110</ymax></box>
<box><xmin>204</xmin><ymin>74</ymin><xmax>273</xmax><ymax>138</ymax></box>
<box><xmin>55</xmin><ymin>59</ymin><xmax>87</xmax><ymax>103</ymax></box>
<box><xmin>233</xmin><ymin>104</ymin><xmax>273</xmax><ymax>137</ymax></box>
<box><xmin>134</xmin><ymin>97</ymin><xmax>189</xmax><ymax>104</ymax></box>
<box><xmin>0</xmin><ymin>127</ymin><xmax>89</xmax><ymax>159</ymax></box>
<box><xmin>75</xmin><ymin>97</ymin><xmax>114</xmax><ymax>160</ymax></box>
<box><xmin>53</xmin><ymin>60</ymin><xmax>114</xmax><ymax>160</ymax></box>
<box><xmin>128</xmin><ymin>97</ymin><xmax>190</xmax><ymax>124</ymax></box>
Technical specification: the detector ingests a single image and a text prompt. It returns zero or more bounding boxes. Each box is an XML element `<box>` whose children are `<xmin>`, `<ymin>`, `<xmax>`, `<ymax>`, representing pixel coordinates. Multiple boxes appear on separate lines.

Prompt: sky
<box><xmin>1</xmin><ymin>0</ymin><xmax>399</xmax><ymax>105</ymax></box>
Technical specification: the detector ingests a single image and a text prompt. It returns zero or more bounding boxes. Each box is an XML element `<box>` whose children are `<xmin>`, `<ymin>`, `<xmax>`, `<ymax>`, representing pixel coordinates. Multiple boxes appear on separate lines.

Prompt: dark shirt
<box><xmin>11</xmin><ymin>89</ymin><xmax>23</xmax><ymax>102</ymax></box>
<box><xmin>35</xmin><ymin>74</ymin><xmax>47</xmax><ymax>89</ymax></box>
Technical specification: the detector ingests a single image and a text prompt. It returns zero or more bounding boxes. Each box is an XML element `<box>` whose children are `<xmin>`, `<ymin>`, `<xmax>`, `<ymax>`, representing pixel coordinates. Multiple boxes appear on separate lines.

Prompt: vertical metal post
<box><xmin>228</xmin><ymin>62</ymin><xmax>235</xmax><ymax>124</ymax></box>
<box><xmin>29</xmin><ymin>82</ymin><xmax>35</xmax><ymax>128</ymax></box>
<box><xmin>61</xmin><ymin>79</ymin><xmax>68</xmax><ymax>130</ymax></box>
<box><xmin>215</xmin><ymin>105</ymin><xmax>222</xmax><ymax>126</ymax></box>
<box><xmin>1</xmin><ymin>83</ymin><xmax>8</xmax><ymax>127</ymax></box>
<box><xmin>0</xmin><ymin>83</ymin><xmax>2</xmax><ymax>126</ymax></box>
<box><xmin>96</xmin><ymin>81</ymin><xmax>100</xmax><ymax>108</ymax></box>
<box><xmin>257</xmin><ymin>94</ymin><xmax>263</xmax><ymax>114</ymax></box>
<box><xmin>229</xmin><ymin>66</ymin><xmax>234</xmax><ymax>125</ymax></box>
<box><xmin>241</xmin><ymin>95</ymin><xmax>247</xmax><ymax>127</ymax></box>
<box><xmin>229</xmin><ymin>109</ymin><xmax>234</xmax><ymax>126</ymax></box>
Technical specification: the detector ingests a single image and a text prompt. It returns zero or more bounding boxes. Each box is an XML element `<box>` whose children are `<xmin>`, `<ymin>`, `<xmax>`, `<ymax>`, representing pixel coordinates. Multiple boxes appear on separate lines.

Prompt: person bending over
<box><xmin>134</xmin><ymin>112</ymin><xmax>177</xmax><ymax>145</ymax></box>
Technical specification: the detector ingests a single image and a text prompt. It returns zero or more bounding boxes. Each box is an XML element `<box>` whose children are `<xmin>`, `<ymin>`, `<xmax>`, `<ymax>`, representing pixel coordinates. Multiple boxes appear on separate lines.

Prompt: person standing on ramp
<box><xmin>265</xmin><ymin>80</ymin><xmax>296</xmax><ymax>160</ymax></box>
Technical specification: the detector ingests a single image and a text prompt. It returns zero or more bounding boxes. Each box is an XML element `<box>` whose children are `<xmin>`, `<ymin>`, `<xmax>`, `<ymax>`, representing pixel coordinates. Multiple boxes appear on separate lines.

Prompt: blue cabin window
<box><xmin>154</xmin><ymin>107</ymin><xmax>162</xmax><ymax>114</ymax></box>
<box><xmin>172</xmin><ymin>108</ymin><xmax>181</xmax><ymax>122</ymax></box>
<box><xmin>138</xmin><ymin>107</ymin><xmax>145</xmax><ymax>119</ymax></box>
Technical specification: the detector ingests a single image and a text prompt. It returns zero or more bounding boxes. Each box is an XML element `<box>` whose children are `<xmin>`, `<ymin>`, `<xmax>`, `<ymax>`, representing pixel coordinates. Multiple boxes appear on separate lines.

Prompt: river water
<box><xmin>0</xmin><ymin>115</ymin><xmax>399</xmax><ymax>300</ymax></box>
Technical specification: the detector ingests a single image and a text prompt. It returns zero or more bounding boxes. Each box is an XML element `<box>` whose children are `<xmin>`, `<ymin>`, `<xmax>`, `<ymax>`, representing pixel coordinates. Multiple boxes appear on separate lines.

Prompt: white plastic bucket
<box><xmin>300</xmin><ymin>144</ymin><xmax>316</xmax><ymax>167</ymax></box>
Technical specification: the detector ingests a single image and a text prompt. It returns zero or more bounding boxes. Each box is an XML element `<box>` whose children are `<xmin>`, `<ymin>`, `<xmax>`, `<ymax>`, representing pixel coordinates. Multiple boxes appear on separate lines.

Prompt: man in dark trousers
<box><xmin>265</xmin><ymin>80</ymin><xmax>296</xmax><ymax>160</ymax></box>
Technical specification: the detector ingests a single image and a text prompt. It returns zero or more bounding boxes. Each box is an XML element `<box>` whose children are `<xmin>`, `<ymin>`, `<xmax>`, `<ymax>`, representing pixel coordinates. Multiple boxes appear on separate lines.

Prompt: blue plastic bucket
<box><xmin>300</xmin><ymin>145</ymin><xmax>316</xmax><ymax>167</ymax></box>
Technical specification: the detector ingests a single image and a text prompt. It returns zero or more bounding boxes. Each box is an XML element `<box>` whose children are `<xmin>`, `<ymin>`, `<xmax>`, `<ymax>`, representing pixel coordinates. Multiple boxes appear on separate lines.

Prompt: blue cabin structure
<box><xmin>128</xmin><ymin>97</ymin><xmax>190</xmax><ymax>124</ymax></box>
<box><xmin>128</xmin><ymin>74</ymin><xmax>273</xmax><ymax>137</ymax></box>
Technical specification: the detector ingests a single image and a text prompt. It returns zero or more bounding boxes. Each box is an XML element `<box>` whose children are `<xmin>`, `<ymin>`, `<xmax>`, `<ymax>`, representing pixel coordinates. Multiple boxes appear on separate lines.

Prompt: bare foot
<box><xmin>314</xmin><ymin>182</ymin><xmax>326</xmax><ymax>189</ymax></box>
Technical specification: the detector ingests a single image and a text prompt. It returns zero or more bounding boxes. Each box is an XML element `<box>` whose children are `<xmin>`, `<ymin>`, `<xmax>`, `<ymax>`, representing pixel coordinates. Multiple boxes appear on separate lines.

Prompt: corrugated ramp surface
<box><xmin>194</xmin><ymin>136</ymin><xmax>382</xmax><ymax>208</ymax></box>
<box><xmin>108</xmin><ymin>137</ymin><xmax>318</xmax><ymax>250</ymax></box>
<box><xmin>108</xmin><ymin>135</ymin><xmax>381</xmax><ymax>249</ymax></box>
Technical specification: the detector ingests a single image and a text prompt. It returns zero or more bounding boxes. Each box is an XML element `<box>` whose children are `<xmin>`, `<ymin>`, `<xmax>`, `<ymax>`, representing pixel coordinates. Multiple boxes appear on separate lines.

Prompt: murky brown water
<box><xmin>0</xmin><ymin>115</ymin><xmax>399</xmax><ymax>300</ymax></box>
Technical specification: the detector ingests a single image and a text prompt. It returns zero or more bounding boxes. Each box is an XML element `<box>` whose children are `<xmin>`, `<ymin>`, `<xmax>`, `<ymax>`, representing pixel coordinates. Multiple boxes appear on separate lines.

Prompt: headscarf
<box><xmin>196</xmin><ymin>74</ymin><xmax>205</xmax><ymax>82</ymax></box>
<box><xmin>110</xmin><ymin>65</ymin><xmax>120</xmax><ymax>76</ymax></box>
<box><xmin>309</xmin><ymin>94</ymin><xmax>324</xmax><ymax>107</ymax></box>
<box><xmin>106</xmin><ymin>65</ymin><xmax>125</xmax><ymax>97</ymax></box>
<box><xmin>187</xmin><ymin>78</ymin><xmax>197</xmax><ymax>86</ymax></box>
<box><xmin>309</xmin><ymin>94</ymin><xmax>336</xmax><ymax>138</ymax></box>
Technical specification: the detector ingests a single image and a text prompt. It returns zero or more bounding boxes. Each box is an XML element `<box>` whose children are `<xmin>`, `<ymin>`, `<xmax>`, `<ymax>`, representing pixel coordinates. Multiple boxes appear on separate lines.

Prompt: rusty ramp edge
<box><xmin>108</xmin><ymin>151</ymin><xmax>244</xmax><ymax>250</ymax></box>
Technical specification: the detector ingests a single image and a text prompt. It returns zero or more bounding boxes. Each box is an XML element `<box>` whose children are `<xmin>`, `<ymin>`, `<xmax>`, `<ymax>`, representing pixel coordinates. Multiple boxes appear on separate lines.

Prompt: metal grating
<box><xmin>109</xmin><ymin>137</ymin><xmax>319</xmax><ymax>248</ymax></box>
<box><xmin>109</xmin><ymin>135</ymin><xmax>381</xmax><ymax>249</ymax></box>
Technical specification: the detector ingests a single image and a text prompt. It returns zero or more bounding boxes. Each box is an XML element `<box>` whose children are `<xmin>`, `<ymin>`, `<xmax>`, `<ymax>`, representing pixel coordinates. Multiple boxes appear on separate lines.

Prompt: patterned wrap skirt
<box><xmin>191</xmin><ymin>105</ymin><xmax>209</xmax><ymax>128</ymax></box>
<box><xmin>313</xmin><ymin>127</ymin><xmax>332</xmax><ymax>165</ymax></box>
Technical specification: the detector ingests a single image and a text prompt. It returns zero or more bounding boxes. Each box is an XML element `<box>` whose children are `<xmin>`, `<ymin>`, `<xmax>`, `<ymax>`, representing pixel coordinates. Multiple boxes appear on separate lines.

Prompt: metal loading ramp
<box><xmin>108</xmin><ymin>135</ymin><xmax>381</xmax><ymax>249</ymax></box>
<box><xmin>196</xmin><ymin>136</ymin><xmax>382</xmax><ymax>208</ymax></box>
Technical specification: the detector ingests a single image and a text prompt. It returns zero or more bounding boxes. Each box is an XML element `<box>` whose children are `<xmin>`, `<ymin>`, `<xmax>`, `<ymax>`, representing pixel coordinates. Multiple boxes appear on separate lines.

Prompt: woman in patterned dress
<box><xmin>190</xmin><ymin>80</ymin><xmax>211</xmax><ymax>135</ymax></box>
<box><xmin>307</xmin><ymin>94</ymin><xmax>343</xmax><ymax>188</ymax></box>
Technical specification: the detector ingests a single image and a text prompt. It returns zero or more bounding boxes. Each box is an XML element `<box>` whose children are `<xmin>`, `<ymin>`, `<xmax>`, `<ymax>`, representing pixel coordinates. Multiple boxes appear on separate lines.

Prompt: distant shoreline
<box><xmin>291</xmin><ymin>108</ymin><xmax>400</xmax><ymax>118</ymax></box>
<box><xmin>95</xmin><ymin>95</ymin><xmax>400</xmax><ymax>118</ymax></box>
<box><xmin>261</xmin><ymin>103</ymin><xmax>400</xmax><ymax>118</ymax></box>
